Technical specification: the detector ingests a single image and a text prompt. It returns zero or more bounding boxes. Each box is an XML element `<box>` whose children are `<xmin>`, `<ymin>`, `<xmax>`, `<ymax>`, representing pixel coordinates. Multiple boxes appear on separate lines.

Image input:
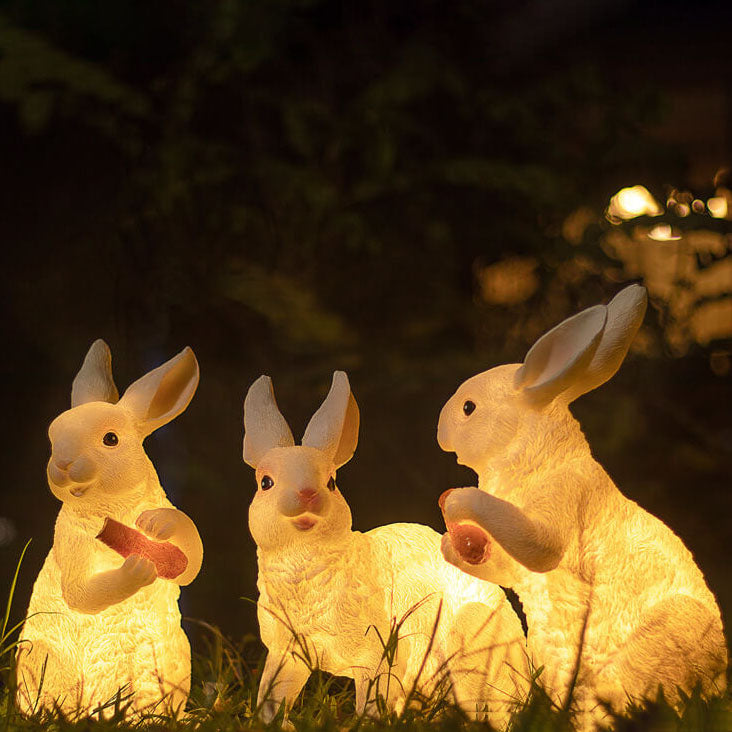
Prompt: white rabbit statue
<box><xmin>244</xmin><ymin>371</ymin><xmax>530</xmax><ymax>728</ymax></box>
<box><xmin>16</xmin><ymin>340</ymin><xmax>204</xmax><ymax>718</ymax></box>
<box><xmin>437</xmin><ymin>284</ymin><xmax>727</xmax><ymax>729</ymax></box>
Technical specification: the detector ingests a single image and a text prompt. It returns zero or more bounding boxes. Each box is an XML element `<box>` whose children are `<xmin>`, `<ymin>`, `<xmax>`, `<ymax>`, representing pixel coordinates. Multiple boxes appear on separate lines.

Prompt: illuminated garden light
<box><xmin>243</xmin><ymin>372</ymin><xmax>529</xmax><ymax>727</ymax></box>
<box><xmin>16</xmin><ymin>341</ymin><xmax>203</xmax><ymax>718</ymax></box>
<box><xmin>437</xmin><ymin>285</ymin><xmax>728</xmax><ymax>730</ymax></box>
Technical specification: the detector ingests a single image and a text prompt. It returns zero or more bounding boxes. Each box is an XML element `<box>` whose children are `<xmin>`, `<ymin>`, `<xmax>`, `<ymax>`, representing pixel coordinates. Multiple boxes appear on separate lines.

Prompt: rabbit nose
<box><xmin>54</xmin><ymin>457</ymin><xmax>74</xmax><ymax>471</ymax></box>
<box><xmin>298</xmin><ymin>487</ymin><xmax>318</xmax><ymax>505</ymax></box>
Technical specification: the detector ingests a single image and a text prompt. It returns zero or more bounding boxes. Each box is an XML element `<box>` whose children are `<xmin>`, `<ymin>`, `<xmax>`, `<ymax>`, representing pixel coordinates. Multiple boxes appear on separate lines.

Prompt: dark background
<box><xmin>1</xmin><ymin>0</ymin><xmax>730</xmax><ymax>660</ymax></box>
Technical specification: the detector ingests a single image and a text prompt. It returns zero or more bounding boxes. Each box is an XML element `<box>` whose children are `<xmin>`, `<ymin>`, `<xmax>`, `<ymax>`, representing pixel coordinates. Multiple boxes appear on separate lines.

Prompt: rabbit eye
<box><xmin>261</xmin><ymin>475</ymin><xmax>274</xmax><ymax>491</ymax></box>
<box><xmin>102</xmin><ymin>431</ymin><xmax>119</xmax><ymax>447</ymax></box>
<box><xmin>327</xmin><ymin>476</ymin><xmax>336</xmax><ymax>491</ymax></box>
<box><xmin>463</xmin><ymin>400</ymin><xmax>476</xmax><ymax>416</ymax></box>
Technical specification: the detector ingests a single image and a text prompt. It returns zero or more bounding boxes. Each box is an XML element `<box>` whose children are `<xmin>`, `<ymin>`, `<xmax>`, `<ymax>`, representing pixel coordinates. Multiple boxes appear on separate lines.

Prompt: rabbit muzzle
<box><xmin>436</xmin><ymin>410</ymin><xmax>454</xmax><ymax>452</ymax></box>
<box><xmin>47</xmin><ymin>454</ymin><xmax>98</xmax><ymax>496</ymax></box>
<box><xmin>277</xmin><ymin>486</ymin><xmax>326</xmax><ymax>523</ymax></box>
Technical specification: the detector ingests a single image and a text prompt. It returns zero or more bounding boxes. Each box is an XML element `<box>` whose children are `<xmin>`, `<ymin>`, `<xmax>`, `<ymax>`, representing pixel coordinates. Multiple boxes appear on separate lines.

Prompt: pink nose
<box><xmin>54</xmin><ymin>457</ymin><xmax>74</xmax><ymax>471</ymax></box>
<box><xmin>298</xmin><ymin>487</ymin><xmax>318</xmax><ymax>506</ymax></box>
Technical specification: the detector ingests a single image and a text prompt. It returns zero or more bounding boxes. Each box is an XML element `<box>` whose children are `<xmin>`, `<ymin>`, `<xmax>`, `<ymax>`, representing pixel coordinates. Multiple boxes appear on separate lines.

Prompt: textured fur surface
<box><xmin>245</xmin><ymin>373</ymin><xmax>530</xmax><ymax>727</ymax></box>
<box><xmin>16</xmin><ymin>341</ymin><xmax>203</xmax><ymax>717</ymax></box>
<box><xmin>438</xmin><ymin>286</ymin><xmax>727</xmax><ymax>729</ymax></box>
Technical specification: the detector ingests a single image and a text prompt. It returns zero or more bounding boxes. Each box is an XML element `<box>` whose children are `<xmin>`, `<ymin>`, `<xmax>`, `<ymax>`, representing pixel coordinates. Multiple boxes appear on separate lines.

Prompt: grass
<box><xmin>1</xmin><ymin>546</ymin><xmax>729</xmax><ymax>732</ymax></box>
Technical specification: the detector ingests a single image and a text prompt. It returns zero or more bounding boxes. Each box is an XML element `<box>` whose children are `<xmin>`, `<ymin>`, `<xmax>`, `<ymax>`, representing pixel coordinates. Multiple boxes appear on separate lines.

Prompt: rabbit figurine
<box><xmin>437</xmin><ymin>284</ymin><xmax>727</xmax><ymax>728</ymax></box>
<box><xmin>16</xmin><ymin>340</ymin><xmax>204</xmax><ymax>718</ymax></box>
<box><xmin>244</xmin><ymin>371</ymin><xmax>530</xmax><ymax>728</ymax></box>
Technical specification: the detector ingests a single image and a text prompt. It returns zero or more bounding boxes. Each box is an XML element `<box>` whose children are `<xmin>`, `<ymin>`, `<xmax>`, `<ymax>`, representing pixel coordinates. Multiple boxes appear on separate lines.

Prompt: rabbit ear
<box><xmin>71</xmin><ymin>339</ymin><xmax>119</xmax><ymax>407</ymax></box>
<box><xmin>514</xmin><ymin>304</ymin><xmax>607</xmax><ymax>408</ymax></box>
<box><xmin>243</xmin><ymin>376</ymin><xmax>295</xmax><ymax>467</ymax></box>
<box><xmin>561</xmin><ymin>284</ymin><xmax>647</xmax><ymax>403</ymax></box>
<box><xmin>118</xmin><ymin>347</ymin><xmax>199</xmax><ymax>437</ymax></box>
<box><xmin>302</xmin><ymin>371</ymin><xmax>360</xmax><ymax>468</ymax></box>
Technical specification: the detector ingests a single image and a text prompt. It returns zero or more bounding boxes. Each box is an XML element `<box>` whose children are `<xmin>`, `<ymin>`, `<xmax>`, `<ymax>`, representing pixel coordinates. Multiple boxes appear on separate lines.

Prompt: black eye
<box><xmin>327</xmin><ymin>476</ymin><xmax>336</xmax><ymax>491</ymax></box>
<box><xmin>261</xmin><ymin>475</ymin><xmax>274</xmax><ymax>491</ymax></box>
<box><xmin>463</xmin><ymin>400</ymin><xmax>476</xmax><ymax>416</ymax></box>
<box><xmin>102</xmin><ymin>432</ymin><xmax>119</xmax><ymax>447</ymax></box>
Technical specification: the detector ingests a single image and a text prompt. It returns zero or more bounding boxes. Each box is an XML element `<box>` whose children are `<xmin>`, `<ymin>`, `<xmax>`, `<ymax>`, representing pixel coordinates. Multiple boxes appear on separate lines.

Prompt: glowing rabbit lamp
<box><xmin>244</xmin><ymin>372</ymin><xmax>529</xmax><ymax>727</ymax></box>
<box><xmin>16</xmin><ymin>340</ymin><xmax>204</xmax><ymax>718</ymax></box>
<box><xmin>607</xmin><ymin>185</ymin><xmax>663</xmax><ymax>221</ymax></box>
<box><xmin>438</xmin><ymin>285</ymin><xmax>727</xmax><ymax>730</ymax></box>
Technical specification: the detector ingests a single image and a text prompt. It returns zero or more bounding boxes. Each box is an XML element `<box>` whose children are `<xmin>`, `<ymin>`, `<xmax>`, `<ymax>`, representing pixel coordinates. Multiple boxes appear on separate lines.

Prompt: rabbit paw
<box><xmin>136</xmin><ymin>508</ymin><xmax>178</xmax><ymax>541</ymax></box>
<box><xmin>120</xmin><ymin>553</ymin><xmax>157</xmax><ymax>588</ymax></box>
<box><xmin>449</xmin><ymin>523</ymin><xmax>491</xmax><ymax>564</ymax></box>
<box><xmin>441</xmin><ymin>532</ymin><xmax>491</xmax><ymax>580</ymax></box>
<box><xmin>439</xmin><ymin>486</ymin><xmax>485</xmax><ymax>522</ymax></box>
<box><xmin>259</xmin><ymin>700</ymin><xmax>292</xmax><ymax>727</ymax></box>
<box><xmin>440</xmin><ymin>487</ymin><xmax>494</xmax><ymax>564</ymax></box>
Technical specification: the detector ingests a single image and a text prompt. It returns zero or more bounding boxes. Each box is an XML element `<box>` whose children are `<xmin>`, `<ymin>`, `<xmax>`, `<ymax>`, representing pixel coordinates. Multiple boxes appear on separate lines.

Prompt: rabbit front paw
<box><xmin>136</xmin><ymin>508</ymin><xmax>179</xmax><ymax>541</ymax></box>
<box><xmin>440</xmin><ymin>487</ymin><xmax>493</xmax><ymax>563</ymax></box>
<box><xmin>120</xmin><ymin>554</ymin><xmax>157</xmax><ymax>589</ymax></box>
<box><xmin>441</xmin><ymin>532</ymin><xmax>477</xmax><ymax>572</ymax></box>
<box><xmin>441</xmin><ymin>533</ymin><xmax>493</xmax><ymax>584</ymax></box>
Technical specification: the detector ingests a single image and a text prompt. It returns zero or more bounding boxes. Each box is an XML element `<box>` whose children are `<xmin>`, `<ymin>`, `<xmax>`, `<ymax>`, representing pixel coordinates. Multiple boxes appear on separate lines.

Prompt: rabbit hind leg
<box><xmin>596</xmin><ymin>594</ymin><xmax>727</xmax><ymax>712</ymax></box>
<box><xmin>16</xmin><ymin>639</ymin><xmax>85</xmax><ymax>717</ymax></box>
<box><xmin>447</xmin><ymin>601</ymin><xmax>528</xmax><ymax>726</ymax></box>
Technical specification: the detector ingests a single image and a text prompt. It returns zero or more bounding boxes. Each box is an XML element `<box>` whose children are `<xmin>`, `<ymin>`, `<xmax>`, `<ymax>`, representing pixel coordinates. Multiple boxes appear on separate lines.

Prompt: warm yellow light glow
<box><xmin>708</xmin><ymin>196</ymin><xmax>728</xmax><ymax>218</ymax></box>
<box><xmin>676</xmin><ymin>203</ymin><xmax>691</xmax><ymax>217</ymax></box>
<box><xmin>16</xmin><ymin>341</ymin><xmax>203</xmax><ymax>718</ymax></box>
<box><xmin>437</xmin><ymin>286</ymin><xmax>727</xmax><ymax>730</ymax></box>
<box><xmin>243</xmin><ymin>373</ymin><xmax>530</xmax><ymax>727</ymax></box>
<box><xmin>648</xmin><ymin>224</ymin><xmax>682</xmax><ymax>241</ymax></box>
<box><xmin>607</xmin><ymin>185</ymin><xmax>662</xmax><ymax>221</ymax></box>
<box><xmin>477</xmin><ymin>257</ymin><xmax>539</xmax><ymax>305</ymax></box>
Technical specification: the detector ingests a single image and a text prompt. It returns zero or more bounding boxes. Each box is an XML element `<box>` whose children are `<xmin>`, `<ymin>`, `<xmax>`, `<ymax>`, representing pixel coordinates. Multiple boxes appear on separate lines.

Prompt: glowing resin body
<box><xmin>438</xmin><ymin>285</ymin><xmax>727</xmax><ymax>729</ymax></box>
<box><xmin>244</xmin><ymin>373</ymin><xmax>529</xmax><ymax>727</ymax></box>
<box><xmin>16</xmin><ymin>341</ymin><xmax>203</xmax><ymax>717</ymax></box>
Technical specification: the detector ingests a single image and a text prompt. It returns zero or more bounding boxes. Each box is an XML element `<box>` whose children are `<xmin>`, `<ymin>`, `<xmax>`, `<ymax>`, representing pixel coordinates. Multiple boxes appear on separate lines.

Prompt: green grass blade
<box><xmin>1</xmin><ymin>539</ymin><xmax>31</xmax><ymax>644</ymax></box>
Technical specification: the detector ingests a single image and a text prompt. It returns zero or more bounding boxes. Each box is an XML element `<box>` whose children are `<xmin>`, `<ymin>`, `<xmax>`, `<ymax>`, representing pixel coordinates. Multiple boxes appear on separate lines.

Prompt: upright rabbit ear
<box><xmin>118</xmin><ymin>347</ymin><xmax>199</xmax><ymax>437</ymax></box>
<box><xmin>561</xmin><ymin>284</ymin><xmax>647</xmax><ymax>403</ymax></box>
<box><xmin>243</xmin><ymin>376</ymin><xmax>295</xmax><ymax>467</ymax></box>
<box><xmin>514</xmin><ymin>305</ymin><xmax>607</xmax><ymax>408</ymax></box>
<box><xmin>302</xmin><ymin>371</ymin><xmax>360</xmax><ymax>468</ymax></box>
<box><xmin>71</xmin><ymin>339</ymin><xmax>119</xmax><ymax>407</ymax></box>
<box><xmin>515</xmin><ymin>284</ymin><xmax>648</xmax><ymax>408</ymax></box>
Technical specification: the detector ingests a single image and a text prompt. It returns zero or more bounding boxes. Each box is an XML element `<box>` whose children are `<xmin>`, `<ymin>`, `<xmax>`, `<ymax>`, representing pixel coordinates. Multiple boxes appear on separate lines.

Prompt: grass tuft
<box><xmin>1</xmin><ymin>552</ymin><xmax>729</xmax><ymax>731</ymax></box>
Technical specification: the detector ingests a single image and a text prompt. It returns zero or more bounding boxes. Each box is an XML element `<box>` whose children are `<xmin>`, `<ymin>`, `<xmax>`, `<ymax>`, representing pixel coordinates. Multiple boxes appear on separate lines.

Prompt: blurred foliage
<box><xmin>0</xmin><ymin>0</ymin><xmax>681</xmax><ymax>365</ymax></box>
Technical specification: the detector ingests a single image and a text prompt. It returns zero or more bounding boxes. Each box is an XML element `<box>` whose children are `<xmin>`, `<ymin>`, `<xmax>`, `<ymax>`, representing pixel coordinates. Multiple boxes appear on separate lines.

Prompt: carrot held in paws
<box><xmin>97</xmin><ymin>517</ymin><xmax>188</xmax><ymax>580</ymax></box>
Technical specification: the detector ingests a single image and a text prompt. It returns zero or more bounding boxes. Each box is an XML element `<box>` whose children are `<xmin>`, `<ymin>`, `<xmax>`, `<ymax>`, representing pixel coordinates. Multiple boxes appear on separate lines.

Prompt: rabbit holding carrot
<box><xmin>17</xmin><ymin>340</ymin><xmax>203</xmax><ymax>717</ymax></box>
